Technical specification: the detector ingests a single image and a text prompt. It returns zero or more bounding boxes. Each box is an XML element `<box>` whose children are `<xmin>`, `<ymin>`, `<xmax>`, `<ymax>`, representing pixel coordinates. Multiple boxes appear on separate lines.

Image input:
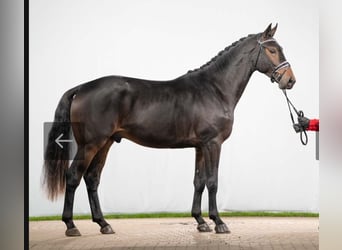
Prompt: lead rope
<box><xmin>282</xmin><ymin>90</ymin><xmax>308</xmax><ymax>145</ymax></box>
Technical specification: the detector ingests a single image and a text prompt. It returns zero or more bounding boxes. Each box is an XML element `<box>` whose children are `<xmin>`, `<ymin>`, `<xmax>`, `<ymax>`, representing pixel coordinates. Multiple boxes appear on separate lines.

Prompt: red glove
<box><xmin>307</xmin><ymin>119</ymin><xmax>319</xmax><ymax>131</ymax></box>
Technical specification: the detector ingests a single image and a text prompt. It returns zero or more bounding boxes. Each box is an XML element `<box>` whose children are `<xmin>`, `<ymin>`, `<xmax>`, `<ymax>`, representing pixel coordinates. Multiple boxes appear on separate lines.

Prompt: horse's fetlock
<box><xmin>191</xmin><ymin>211</ymin><xmax>201</xmax><ymax>218</ymax></box>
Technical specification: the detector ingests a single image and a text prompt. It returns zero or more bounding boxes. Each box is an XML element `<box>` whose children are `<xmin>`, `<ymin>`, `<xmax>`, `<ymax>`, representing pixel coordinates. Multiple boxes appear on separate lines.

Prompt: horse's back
<box><xmin>68</xmin><ymin>75</ymin><xmax>181</xmax><ymax>142</ymax></box>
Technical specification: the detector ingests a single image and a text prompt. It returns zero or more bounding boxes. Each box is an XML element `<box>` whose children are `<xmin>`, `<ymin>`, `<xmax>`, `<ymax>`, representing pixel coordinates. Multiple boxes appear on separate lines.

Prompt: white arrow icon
<box><xmin>55</xmin><ymin>133</ymin><xmax>73</xmax><ymax>149</ymax></box>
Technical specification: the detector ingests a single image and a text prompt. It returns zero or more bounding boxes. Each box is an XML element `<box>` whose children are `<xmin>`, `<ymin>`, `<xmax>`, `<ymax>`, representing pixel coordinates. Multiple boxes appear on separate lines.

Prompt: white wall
<box><xmin>29</xmin><ymin>0</ymin><xmax>318</xmax><ymax>216</ymax></box>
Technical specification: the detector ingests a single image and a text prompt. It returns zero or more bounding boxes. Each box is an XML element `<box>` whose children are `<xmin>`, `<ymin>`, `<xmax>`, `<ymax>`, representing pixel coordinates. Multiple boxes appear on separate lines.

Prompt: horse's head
<box><xmin>254</xmin><ymin>23</ymin><xmax>296</xmax><ymax>89</ymax></box>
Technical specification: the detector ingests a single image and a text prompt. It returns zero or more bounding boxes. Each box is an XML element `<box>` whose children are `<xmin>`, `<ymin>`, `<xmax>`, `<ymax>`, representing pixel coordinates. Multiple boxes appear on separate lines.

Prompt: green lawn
<box><xmin>29</xmin><ymin>211</ymin><xmax>318</xmax><ymax>221</ymax></box>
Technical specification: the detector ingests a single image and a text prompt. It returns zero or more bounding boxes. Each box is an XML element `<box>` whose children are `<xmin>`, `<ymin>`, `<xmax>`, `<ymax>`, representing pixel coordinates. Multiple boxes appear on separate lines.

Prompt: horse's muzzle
<box><xmin>286</xmin><ymin>78</ymin><xmax>296</xmax><ymax>89</ymax></box>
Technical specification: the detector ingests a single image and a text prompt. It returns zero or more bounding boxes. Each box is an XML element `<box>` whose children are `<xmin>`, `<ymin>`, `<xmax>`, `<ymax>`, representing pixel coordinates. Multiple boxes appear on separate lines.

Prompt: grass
<box><xmin>29</xmin><ymin>211</ymin><xmax>318</xmax><ymax>221</ymax></box>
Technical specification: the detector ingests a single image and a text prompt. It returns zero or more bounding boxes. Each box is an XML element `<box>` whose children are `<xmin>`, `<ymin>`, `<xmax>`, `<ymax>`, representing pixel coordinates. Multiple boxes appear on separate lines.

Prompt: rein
<box><xmin>254</xmin><ymin>38</ymin><xmax>306</xmax><ymax>145</ymax></box>
<box><xmin>282</xmin><ymin>90</ymin><xmax>308</xmax><ymax>145</ymax></box>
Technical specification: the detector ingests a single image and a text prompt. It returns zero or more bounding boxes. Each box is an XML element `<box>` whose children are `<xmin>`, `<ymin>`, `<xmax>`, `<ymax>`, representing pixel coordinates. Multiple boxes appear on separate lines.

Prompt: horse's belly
<box><xmin>118</xmin><ymin>120</ymin><xmax>198</xmax><ymax>148</ymax></box>
<box><xmin>122</xmin><ymin>133</ymin><xmax>195</xmax><ymax>148</ymax></box>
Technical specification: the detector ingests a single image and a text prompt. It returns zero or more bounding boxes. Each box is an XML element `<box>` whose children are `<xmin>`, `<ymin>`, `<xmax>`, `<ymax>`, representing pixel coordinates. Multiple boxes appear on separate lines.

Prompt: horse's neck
<box><xmin>224</xmin><ymin>57</ymin><xmax>255</xmax><ymax>108</ymax></box>
<box><xmin>205</xmin><ymin>45</ymin><xmax>256</xmax><ymax>109</ymax></box>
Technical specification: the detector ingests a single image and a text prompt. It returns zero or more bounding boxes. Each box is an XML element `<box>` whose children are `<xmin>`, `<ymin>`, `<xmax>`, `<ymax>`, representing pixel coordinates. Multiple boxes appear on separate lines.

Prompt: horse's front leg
<box><xmin>204</xmin><ymin>142</ymin><xmax>230</xmax><ymax>234</ymax></box>
<box><xmin>191</xmin><ymin>148</ymin><xmax>212</xmax><ymax>232</ymax></box>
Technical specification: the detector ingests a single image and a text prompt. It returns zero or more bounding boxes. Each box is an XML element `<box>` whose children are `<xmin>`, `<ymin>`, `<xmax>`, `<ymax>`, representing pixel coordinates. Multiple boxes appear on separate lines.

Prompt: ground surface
<box><xmin>29</xmin><ymin>217</ymin><xmax>318</xmax><ymax>250</ymax></box>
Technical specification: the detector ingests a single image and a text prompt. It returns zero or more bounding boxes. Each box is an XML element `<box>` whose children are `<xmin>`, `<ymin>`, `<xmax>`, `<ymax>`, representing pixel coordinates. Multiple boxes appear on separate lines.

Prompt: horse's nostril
<box><xmin>290</xmin><ymin>78</ymin><xmax>296</xmax><ymax>84</ymax></box>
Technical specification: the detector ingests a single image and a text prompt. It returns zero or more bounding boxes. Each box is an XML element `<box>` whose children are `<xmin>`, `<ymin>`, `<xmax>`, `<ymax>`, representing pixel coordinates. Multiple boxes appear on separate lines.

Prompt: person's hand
<box><xmin>298</xmin><ymin>116</ymin><xmax>310</xmax><ymax>129</ymax></box>
<box><xmin>293</xmin><ymin>123</ymin><xmax>303</xmax><ymax>133</ymax></box>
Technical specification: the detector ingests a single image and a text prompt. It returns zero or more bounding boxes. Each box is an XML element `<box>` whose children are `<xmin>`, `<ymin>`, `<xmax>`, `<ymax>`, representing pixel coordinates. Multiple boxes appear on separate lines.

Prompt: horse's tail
<box><xmin>43</xmin><ymin>85</ymin><xmax>80</xmax><ymax>201</ymax></box>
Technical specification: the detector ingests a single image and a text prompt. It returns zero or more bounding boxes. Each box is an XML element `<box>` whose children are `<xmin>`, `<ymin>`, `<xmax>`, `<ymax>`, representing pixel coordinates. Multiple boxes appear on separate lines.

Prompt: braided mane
<box><xmin>187</xmin><ymin>34</ymin><xmax>256</xmax><ymax>74</ymax></box>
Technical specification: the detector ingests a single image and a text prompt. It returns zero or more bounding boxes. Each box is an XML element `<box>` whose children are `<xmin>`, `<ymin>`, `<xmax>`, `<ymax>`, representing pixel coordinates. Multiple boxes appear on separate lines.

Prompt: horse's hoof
<box><xmin>197</xmin><ymin>222</ymin><xmax>212</xmax><ymax>232</ymax></box>
<box><xmin>215</xmin><ymin>223</ymin><xmax>230</xmax><ymax>234</ymax></box>
<box><xmin>65</xmin><ymin>227</ymin><xmax>81</xmax><ymax>237</ymax></box>
<box><xmin>100</xmin><ymin>224</ymin><xmax>115</xmax><ymax>234</ymax></box>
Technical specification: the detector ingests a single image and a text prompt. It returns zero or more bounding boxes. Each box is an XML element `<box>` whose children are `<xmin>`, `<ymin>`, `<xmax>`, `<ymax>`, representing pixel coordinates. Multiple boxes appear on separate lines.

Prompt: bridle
<box><xmin>254</xmin><ymin>38</ymin><xmax>291</xmax><ymax>84</ymax></box>
<box><xmin>255</xmin><ymin>37</ymin><xmax>308</xmax><ymax>145</ymax></box>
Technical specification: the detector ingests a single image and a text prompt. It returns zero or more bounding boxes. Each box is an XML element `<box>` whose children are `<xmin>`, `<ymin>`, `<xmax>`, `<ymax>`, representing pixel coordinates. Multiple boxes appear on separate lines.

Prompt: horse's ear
<box><xmin>262</xmin><ymin>23</ymin><xmax>277</xmax><ymax>39</ymax></box>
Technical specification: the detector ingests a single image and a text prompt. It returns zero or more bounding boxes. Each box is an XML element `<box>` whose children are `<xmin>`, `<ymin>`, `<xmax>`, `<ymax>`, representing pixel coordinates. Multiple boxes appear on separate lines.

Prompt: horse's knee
<box><xmin>206</xmin><ymin>181</ymin><xmax>218</xmax><ymax>193</ymax></box>
<box><xmin>194</xmin><ymin>182</ymin><xmax>205</xmax><ymax>193</ymax></box>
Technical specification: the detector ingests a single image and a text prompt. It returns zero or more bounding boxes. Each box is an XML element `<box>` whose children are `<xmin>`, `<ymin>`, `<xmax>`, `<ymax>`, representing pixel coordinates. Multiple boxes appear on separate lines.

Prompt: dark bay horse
<box><xmin>43</xmin><ymin>24</ymin><xmax>296</xmax><ymax>236</ymax></box>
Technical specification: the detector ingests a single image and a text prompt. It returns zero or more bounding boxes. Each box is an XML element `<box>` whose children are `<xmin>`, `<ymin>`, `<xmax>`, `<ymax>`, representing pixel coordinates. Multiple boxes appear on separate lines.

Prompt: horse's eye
<box><xmin>268</xmin><ymin>48</ymin><xmax>277</xmax><ymax>54</ymax></box>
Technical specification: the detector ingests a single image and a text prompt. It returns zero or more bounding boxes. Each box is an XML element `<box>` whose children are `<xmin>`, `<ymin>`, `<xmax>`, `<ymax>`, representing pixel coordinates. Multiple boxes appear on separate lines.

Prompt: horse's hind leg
<box><xmin>83</xmin><ymin>139</ymin><xmax>114</xmax><ymax>234</ymax></box>
<box><xmin>191</xmin><ymin>147</ymin><xmax>212</xmax><ymax>232</ymax></box>
<box><xmin>62</xmin><ymin>144</ymin><xmax>100</xmax><ymax>236</ymax></box>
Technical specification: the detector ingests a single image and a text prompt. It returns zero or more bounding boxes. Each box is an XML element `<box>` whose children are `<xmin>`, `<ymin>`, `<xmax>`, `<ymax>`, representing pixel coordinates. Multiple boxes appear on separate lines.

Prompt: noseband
<box><xmin>254</xmin><ymin>38</ymin><xmax>291</xmax><ymax>83</ymax></box>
